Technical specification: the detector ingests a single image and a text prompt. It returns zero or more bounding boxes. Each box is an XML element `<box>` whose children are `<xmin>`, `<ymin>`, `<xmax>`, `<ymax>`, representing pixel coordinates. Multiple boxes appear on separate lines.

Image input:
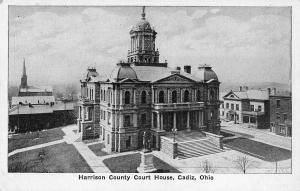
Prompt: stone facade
<box><xmin>77</xmin><ymin>7</ymin><xmax>221</xmax><ymax>153</ymax></box>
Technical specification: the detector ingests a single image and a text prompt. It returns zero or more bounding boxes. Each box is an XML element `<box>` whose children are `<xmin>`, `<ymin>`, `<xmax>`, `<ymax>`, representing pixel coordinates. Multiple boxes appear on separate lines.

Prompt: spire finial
<box><xmin>22</xmin><ymin>57</ymin><xmax>26</xmax><ymax>76</ymax></box>
<box><xmin>141</xmin><ymin>6</ymin><xmax>145</xmax><ymax>19</ymax></box>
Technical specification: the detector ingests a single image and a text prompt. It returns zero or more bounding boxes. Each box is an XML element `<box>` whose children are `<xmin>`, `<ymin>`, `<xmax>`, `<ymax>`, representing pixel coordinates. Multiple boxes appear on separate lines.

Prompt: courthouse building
<box><xmin>77</xmin><ymin>8</ymin><xmax>223</xmax><ymax>156</ymax></box>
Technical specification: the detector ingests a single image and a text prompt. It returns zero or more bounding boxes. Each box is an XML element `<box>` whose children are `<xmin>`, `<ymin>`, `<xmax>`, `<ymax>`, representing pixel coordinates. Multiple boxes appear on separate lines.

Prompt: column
<box><xmin>120</xmin><ymin>90</ymin><xmax>123</xmax><ymax>106</ymax></box>
<box><xmin>151</xmin><ymin>87</ymin><xmax>154</xmax><ymax>103</ymax></box>
<box><xmin>187</xmin><ymin>111</ymin><xmax>191</xmax><ymax>131</ymax></box>
<box><xmin>201</xmin><ymin>111</ymin><xmax>204</xmax><ymax>125</ymax></box>
<box><xmin>173</xmin><ymin>112</ymin><xmax>177</xmax><ymax>130</ymax></box>
<box><xmin>198</xmin><ymin>111</ymin><xmax>201</xmax><ymax>128</ymax></box>
<box><xmin>133</xmin><ymin>89</ymin><xmax>136</xmax><ymax>105</ymax></box>
<box><xmin>157</xmin><ymin>112</ymin><xmax>160</xmax><ymax>130</ymax></box>
<box><xmin>151</xmin><ymin>112</ymin><xmax>154</xmax><ymax>129</ymax></box>
<box><xmin>82</xmin><ymin>107</ymin><xmax>85</xmax><ymax>122</ymax></box>
<box><xmin>167</xmin><ymin>89</ymin><xmax>170</xmax><ymax>103</ymax></box>
<box><xmin>119</xmin><ymin>113</ymin><xmax>123</xmax><ymax>129</ymax></box>
<box><xmin>160</xmin><ymin>113</ymin><xmax>164</xmax><ymax>130</ymax></box>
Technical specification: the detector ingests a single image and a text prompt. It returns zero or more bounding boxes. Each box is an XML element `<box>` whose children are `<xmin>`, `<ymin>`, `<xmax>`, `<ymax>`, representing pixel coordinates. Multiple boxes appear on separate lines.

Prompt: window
<box><xmin>125</xmin><ymin>91</ymin><xmax>130</xmax><ymax>104</ymax></box>
<box><xmin>236</xmin><ymin>104</ymin><xmax>239</xmax><ymax>111</ymax></box>
<box><xmin>243</xmin><ymin>116</ymin><xmax>249</xmax><ymax>123</ymax></box>
<box><xmin>104</xmin><ymin>90</ymin><xmax>106</xmax><ymax>101</ymax></box>
<box><xmin>222</xmin><ymin>104</ymin><xmax>224</xmax><ymax>108</ymax></box>
<box><xmin>210</xmin><ymin>90</ymin><xmax>215</xmax><ymax>101</ymax></box>
<box><xmin>196</xmin><ymin>90</ymin><xmax>201</xmax><ymax>102</ymax></box>
<box><xmin>184</xmin><ymin>90</ymin><xmax>189</xmax><ymax>102</ymax></box>
<box><xmin>226</xmin><ymin>103</ymin><xmax>229</xmax><ymax>109</ymax></box>
<box><xmin>236</xmin><ymin>115</ymin><xmax>239</xmax><ymax>121</ymax></box>
<box><xmin>103</xmin><ymin>111</ymin><xmax>106</xmax><ymax>120</ymax></box>
<box><xmin>250</xmin><ymin>105</ymin><xmax>254</xmax><ymax>111</ymax></box>
<box><xmin>100</xmin><ymin>90</ymin><xmax>103</xmax><ymax>100</ymax></box>
<box><xmin>108</xmin><ymin>112</ymin><xmax>111</xmax><ymax>125</ymax></box>
<box><xmin>222</xmin><ymin>111</ymin><xmax>224</xmax><ymax>116</ymax></box>
<box><xmin>250</xmin><ymin>117</ymin><xmax>256</xmax><ymax>123</ymax></box>
<box><xmin>276</xmin><ymin>113</ymin><xmax>281</xmax><ymax>120</ymax></box>
<box><xmin>100</xmin><ymin>110</ymin><xmax>102</xmax><ymax>119</ymax></box>
<box><xmin>107</xmin><ymin>134</ymin><xmax>110</xmax><ymax>144</ymax></box>
<box><xmin>258</xmin><ymin>106</ymin><xmax>262</xmax><ymax>112</ymax></box>
<box><xmin>172</xmin><ymin>90</ymin><xmax>177</xmax><ymax>103</ymax></box>
<box><xmin>276</xmin><ymin>100</ymin><xmax>281</xmax><ymax>108</ymax></box>
<box><xmin>124</xmin><ymin>115</ymin><xmax>131</xmax><ymax>127</ymax></box>
<box><xmin>231</xmin><ymin>104</ymin><xmax>234</xmax><ymax>110</ymax></box>
<box><xmin>141</xmin><ymin>91</ymin><xmax>147</xmax><ymax>104</ymax></box>
<box><xmin>159</xmin><ymin>91</ymin><xmax>164</xmax><ymax>103</ymax></box>
<box><xmin>283</xmin><ymin>114</ymin><xmax>287</xmax><ymax>122</ymax></box>
<box><xmin>126</xmin><ymin>136</ymin><xmax>131</xmax><ymax>148</ymax></box>
<box><xmin>141</xmin><ymin>113</ymin><xmax>146</xmax><ymax>125</ymax></box>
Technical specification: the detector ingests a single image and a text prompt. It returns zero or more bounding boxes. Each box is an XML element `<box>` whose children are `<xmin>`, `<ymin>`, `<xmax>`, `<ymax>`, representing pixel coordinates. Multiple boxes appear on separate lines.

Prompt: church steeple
<box><xmin>20</xmin><ymin>58</ymin><xmax>27</xmax><ymax>88</ymax></box>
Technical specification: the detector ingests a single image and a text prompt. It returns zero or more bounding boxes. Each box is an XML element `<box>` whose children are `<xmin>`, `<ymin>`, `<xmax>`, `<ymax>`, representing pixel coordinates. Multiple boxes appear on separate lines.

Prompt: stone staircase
<box><xmin>177</xmin><ymin>138</ymin><xmax>224</xmax><ymax>159</ymax></box>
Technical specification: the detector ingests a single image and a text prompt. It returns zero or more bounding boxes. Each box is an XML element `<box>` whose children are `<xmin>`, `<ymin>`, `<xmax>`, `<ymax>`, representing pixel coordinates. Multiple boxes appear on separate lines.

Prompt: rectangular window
<box><xmin>222</xmin><ymin>111</ymin><xmax>224</xmax><ymax>116</ymax></box>
<box><xmin>258</xmin><ymin>106</ymin><xmax>262</xmax><ymax>112</ymax></box>
<box><xmin>276</xmin><ymin>113</ymin><xmax>281</xmax><ymax>120</ymax></box>
<box><xmin>276</xmin><ymin>100</ymin><xmax>280</xmax><ymax>108</ymax></box>
<box><xmin>283</xmin><ymin>114</ymin><xmax>287</xmax><ymax>122</ymax></box>
<box><xmin>103</xmin><ymin>111</ymin><xmax>106</xmax><ymax>120</ymax></box>
<box><xmin>107</xmin><ymin>134</ymin><xmax>110</xmax><ymax>144</ymax></box>
<box><xmin>231</xmin><ymin>103</ymin><xmax>234</xmax><ymax>110</ymax></box>
<box><xmin>250</xmin><ymin>105</ymin><xmax>254</xmax><ymax>111</ymax></box>
<box><xmin>124</xmin><ymin>115</ymin><xmax>131</xmax><ymax>127</ymax></box>
<box><xmin>108</xmin><ymin>112</ymin><xmax>111</xmax><ymax>125</ymax></box>
<box><xmin>236</xmin><ymin>104</ymin><xmax>239</xmax><ymax>111</ymax></box>
<box><xmin>126</xmin><ymin>136</ymin><xmax>131</xmax><ymax>148</ymax></box>
<box><xmin>243</xmin><ymin>116</ymin><xmax>249</xmax><ymax>123</ymax></box>
<box><xmin>141</xmin><ymin>113</ymin><xmax>146</xmax><ymax>125</ymax></box>
<box><xmin>226</xmin><ymin>103</ymin><xmax>229</xmax><ymax>109</ymax></box>
<box><xmin>250</xmin><ymin>117</ymin><xmax>256</xmax><ymax>123</ymax></box>
<box><xmin>222</xmin><ymin>104</ymin><xmax>224</xmax><ymax>108</ymax></box>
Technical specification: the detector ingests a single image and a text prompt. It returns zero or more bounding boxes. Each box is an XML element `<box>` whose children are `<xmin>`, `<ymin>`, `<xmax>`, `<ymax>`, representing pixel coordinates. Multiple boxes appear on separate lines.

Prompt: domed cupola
<box><xmin>193</xmin><ymin>64</ymin><xmax>219</xmax><ymax>82</ymax></box>
<box><xmin>131</xmin><ymin>6</ymin><xmax>152</xmax><ymax>32</ymax></box>
<box><xmin>110</xmin><ymin>61</ymin><xmax>138</xmax><ymax>81</ymax></box>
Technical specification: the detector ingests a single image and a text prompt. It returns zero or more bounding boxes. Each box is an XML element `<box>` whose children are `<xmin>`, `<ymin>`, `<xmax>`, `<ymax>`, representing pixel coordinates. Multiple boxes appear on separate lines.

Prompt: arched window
<box><xmin>159</xmin><ymin>91</ymin><xmax>164</xmax><ymax>103</ymax></box>
<box><xmin>184</xmin><ymin>90</ymin><xmax>189</xmax><ymax>102</ymax></box>
<box><xmin>210</xmin><ymin>90</ymin><xmax>215</xmax><ymax>101</ymax></box>
<box><xmin>196</xmin><ymin>90</ymin><xmax>201</xmax><ymax>102</ymax></box>
<box><xmin>172</xmin><ymin>90</ymin><xmax>177</xmax><ymax>103</ymax></box>
<box><xmin>104</xmin><ymin>90</ymin><xmax>106</xmax><ymax>101</ymax></box>
<box><xmin>125</xmin><ymin>91</ymin><xmax>130</xmax><ymax>104</ymax></box>
<box><xmin>141</xmin><ymin>91</ymin><xmax>147</xmax><ymax>104</ymax></box>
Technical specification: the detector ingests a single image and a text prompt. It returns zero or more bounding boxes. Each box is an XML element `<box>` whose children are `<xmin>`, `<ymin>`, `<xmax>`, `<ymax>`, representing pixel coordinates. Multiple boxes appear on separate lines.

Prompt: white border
<box><xmin>1</xmin><ymin>0</ymin><xmax>300</xmax><ymax>191</ymax></box>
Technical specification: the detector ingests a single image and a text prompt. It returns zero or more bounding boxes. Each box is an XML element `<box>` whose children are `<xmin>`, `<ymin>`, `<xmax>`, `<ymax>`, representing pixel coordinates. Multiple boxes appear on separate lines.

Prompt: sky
<box><xmin>9</xmin><ymin>6</ymin><xmax>291</xmax><ymax>86</ymax></box>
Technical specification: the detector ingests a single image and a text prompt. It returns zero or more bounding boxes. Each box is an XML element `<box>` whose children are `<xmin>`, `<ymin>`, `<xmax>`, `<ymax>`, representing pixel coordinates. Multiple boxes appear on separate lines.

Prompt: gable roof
<box><xmin>223</xmin><ymin>89</ymin><xmax>269</xmax><ymax>101</ymax></box>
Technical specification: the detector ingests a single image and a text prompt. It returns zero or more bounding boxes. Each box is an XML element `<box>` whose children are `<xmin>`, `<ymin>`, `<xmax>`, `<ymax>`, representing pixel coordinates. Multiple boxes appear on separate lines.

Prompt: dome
<box><xmin>132</xmin><ymin>19</ymin><xmax>152</xmax><ymax>31</ymax></box>
<box><xmin>192</xmin><ymin>64</ymin><xmax>219</xmax><ymax>82</ymax></box>
<box><xmin>110</xmin><ymin>62</ymin><xmax>138</xmax><ymax>80</ymax></box>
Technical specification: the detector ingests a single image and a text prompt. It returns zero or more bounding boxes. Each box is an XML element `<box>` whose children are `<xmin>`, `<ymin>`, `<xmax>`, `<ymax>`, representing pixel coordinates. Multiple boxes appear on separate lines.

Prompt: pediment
<box><xmin>224</xmin><ymin>92</ymin><xmax>239</xmax><ymax>99</ymax></box>
<box><xmin>154</xmin><ymin>74</ymin><xmax>195</xmax><ymax>83</ymax></box>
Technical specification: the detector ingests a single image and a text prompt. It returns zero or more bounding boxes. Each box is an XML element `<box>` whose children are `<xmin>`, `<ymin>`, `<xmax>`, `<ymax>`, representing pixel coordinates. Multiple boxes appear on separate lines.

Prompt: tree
<box><xmin>234</xmin><ymin>155</ymin><xmax>252</xmax><ymax>174</ymax></box>
<box><xmin>202</xmin><ymin>160</ymin><xmax>215</xmax><ymax>173</ymax></box>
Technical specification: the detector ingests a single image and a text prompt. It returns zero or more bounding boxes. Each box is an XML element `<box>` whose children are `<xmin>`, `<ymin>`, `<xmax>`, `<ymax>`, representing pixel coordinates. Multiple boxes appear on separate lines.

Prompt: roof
<box><xmin>9</xmin><ymin>102</ymin><xmax>74</xmax><ymax>115</ymax></box>
<box><xmin>192</xmin><ymin>64</ymin><xmax>219</xmax><ymax>82</ymax></box>
<box><xmin>132</xmin><ymin>65</ymin><xmax>201</xmax><ymax>82</ymax></box>
<box><xmin>110</xmin><ymin>63</ymin><xmax>138</xmax><ymax>81</ymax></box>
<box><xmin>19</xmin><ymin>85</ymin><xmax>53</xmax><ymax>93</ymax></box>
<box><xmin>11</xmin><ymin>96</ymin><xmax>55</xmax><ymax>105</ymax></box>
<box><xmin>224</xmin><ymin>89</ymin><xmax>269</xmax><ymax>101</ymax></box>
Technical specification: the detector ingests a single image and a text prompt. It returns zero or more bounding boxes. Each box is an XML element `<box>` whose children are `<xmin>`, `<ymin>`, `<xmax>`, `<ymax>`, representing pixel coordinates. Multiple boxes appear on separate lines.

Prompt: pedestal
<box><xmin>137</xmin><ymin>150</ymin><xmax>157</xmax><ymax>173</ymax></box>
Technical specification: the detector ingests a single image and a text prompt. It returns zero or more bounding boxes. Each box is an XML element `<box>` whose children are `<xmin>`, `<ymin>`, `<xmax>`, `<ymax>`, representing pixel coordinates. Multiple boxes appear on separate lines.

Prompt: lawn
<box><xmin>88</xmin><ymin>143</ymin><xmax>108</xmax><ymax>157</ymax></box>
<box><xmin>8</xmin><ymin>127</ymin><xmax>65</xmax><ymax>153</ymax></box>
<box><xmin>103</xmin><ymin>153</ymin><xmax>180</xmax><ymax>173</ymax></box>
<box><xmin>224</xmin><ymin>138</ymin><xmax>292</xmax><ymax>162</ymax></box>
<box><xmin>8</xmin><ymin>142</ymin><xmax>93</xmax><ymax>173</ymax></box>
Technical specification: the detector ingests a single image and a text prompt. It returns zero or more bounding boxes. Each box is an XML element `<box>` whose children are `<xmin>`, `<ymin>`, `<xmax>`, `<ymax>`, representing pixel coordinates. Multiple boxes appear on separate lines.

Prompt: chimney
<box><xmin>184</xmin><ymin>65</ymin><xmax>191</xmax><ymax>74</ymax></box>
<box><xmin>176</xmin><ymin>66</ymin><xmax>181</xmax><ymax>71</ymax></box>
<box><xmin>239</xmin><ymin>86</ymin><xmax>243</xmax><ymax>91</ymax></box>
<box><xmin>273</xmin><ymin>88</ymin><xmax>276</xmax><ymax>95</ymax></box>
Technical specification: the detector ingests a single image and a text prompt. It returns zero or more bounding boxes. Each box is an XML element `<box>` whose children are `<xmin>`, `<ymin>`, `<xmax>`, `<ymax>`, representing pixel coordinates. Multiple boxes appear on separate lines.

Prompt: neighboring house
<box><xmin>269</xmin><ymin>92</ymin><xmax>292</xmax><ymax>137</ymax></box>
<box><xmin>220</xmin><ymin>87</ymin><xmax>270</xmax><ymax>129</ymax></box>
<box><xmin>77</xmin><ymin>8</ymin><xmax>222</xmax><ymax>153</ymax></box>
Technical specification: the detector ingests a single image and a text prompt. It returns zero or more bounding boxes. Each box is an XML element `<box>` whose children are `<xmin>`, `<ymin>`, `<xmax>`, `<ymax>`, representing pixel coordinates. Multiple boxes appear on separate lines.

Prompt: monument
<box><xmin>137</xmin><ymin>131</ymin><xmax>157</xmax><ymax>173</ymax></box>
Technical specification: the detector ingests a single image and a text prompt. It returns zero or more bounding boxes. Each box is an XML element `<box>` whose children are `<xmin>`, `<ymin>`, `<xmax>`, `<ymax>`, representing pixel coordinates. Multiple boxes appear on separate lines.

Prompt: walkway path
<box><xmin>221</xmin><ymin>121</ymin><xmax>291</xmax><ymax>150</ymax></box>
<box><xmin>8</xmin><ymin>139</ymin><xmax>64</xmax><ymax>157</ymax></box>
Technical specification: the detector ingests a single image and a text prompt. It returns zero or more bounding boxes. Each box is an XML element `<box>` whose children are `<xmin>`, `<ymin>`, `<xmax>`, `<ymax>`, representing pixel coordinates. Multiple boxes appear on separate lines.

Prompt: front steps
<box><xmin>177</xmin><ymin>138</ymin><xmax>224</xmax><ymax>159</ymax></box>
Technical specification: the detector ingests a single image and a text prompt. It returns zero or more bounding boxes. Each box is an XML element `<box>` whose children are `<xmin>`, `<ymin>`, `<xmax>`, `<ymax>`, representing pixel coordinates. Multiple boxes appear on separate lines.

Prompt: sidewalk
<box><xmin>221</xmin><ymin>121</ymin><xmax>291</xmax><ymax>150</ymax></box>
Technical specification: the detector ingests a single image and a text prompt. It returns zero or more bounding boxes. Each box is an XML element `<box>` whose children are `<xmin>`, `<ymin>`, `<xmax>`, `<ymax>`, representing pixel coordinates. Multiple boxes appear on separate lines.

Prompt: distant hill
<box><xmin>220</xmin><ymin>81</ymin><xmax>291</xmax><ymax>93</ymax></box>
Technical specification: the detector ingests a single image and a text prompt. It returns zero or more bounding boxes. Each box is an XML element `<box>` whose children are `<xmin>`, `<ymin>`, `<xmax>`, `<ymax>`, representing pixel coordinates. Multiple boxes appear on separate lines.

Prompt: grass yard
<box><xmin>88</xmin><ymin>143</ymin><xmax>108</xmax><ymax>157</ymax></box>
<box><xmin>8</xmin><ymin>142</ymin><xmax>93</xmax><ymax>173</ymax></box>
<box><xmin>224</xmin><ymin>138</ymin><xmax>291</xmax><ymax>162</ymax></box>
<box><xmin>8</xmin><ymin>127</ymin><xmax>65</xmax><ymax>153</ymax></box>
<box><xmin>103</xmin><ymin>153</ymin><xmax>180</xmax><ymax>173</ymax></box>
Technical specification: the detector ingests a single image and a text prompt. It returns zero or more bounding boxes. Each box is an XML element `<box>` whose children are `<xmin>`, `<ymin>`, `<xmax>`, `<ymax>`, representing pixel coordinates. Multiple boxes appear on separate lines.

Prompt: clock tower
<box><xmin>127</xmin><ymin>7</ymin><xmax>160</xmax><ymax>64</ymax></box>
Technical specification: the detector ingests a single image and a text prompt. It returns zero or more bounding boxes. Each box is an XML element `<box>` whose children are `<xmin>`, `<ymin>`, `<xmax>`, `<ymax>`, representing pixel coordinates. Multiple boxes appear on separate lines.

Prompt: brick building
<box><xmin>269</xmin><ymin>92</ymin><xmax>292</xmax><ymax>137</ymax></box>
<box><xmin>77</xmin><ymin>7</ymin><xmax>222</xmax><ymax>155</ymax></box>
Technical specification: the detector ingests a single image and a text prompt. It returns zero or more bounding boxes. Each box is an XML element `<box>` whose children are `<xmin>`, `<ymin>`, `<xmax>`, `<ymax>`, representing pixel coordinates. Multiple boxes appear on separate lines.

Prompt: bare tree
<box><xmin>202</xmin><ymin>160</ymin><xmax>215</xmax><ymax>173</ymax></box>
<box><xmin>234</xmin><ymin>155</ymin><xmax>252</xmax><ymax>174</ymax></box>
